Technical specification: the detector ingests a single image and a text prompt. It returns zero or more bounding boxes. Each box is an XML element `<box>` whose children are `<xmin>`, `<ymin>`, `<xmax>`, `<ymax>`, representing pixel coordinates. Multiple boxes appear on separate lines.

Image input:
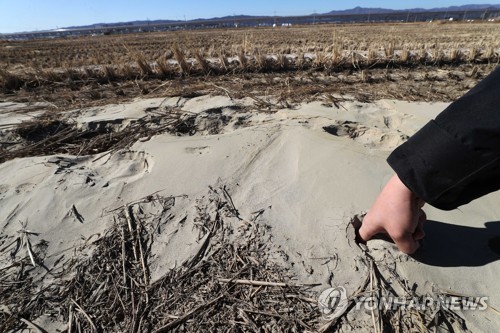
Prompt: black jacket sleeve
<box><xmin>387</xmin><ymin>67</ymin><xmax>500</xmax><ymax>210</ymax></box>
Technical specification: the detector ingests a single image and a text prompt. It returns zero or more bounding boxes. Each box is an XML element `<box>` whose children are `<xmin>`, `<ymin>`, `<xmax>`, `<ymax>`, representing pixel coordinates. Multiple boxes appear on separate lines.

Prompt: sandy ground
<box><xmin>1</xmin><ymin>95</ymin><xmax>499</xmax><ymax>332</ymax></box>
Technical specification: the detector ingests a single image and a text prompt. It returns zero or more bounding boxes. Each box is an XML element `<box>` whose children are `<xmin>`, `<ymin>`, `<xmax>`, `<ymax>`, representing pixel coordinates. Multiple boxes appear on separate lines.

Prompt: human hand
<box><xmin>359</xmin><ymin>174</ymin><xmax>426</xmax><ymax>254</ymax></box>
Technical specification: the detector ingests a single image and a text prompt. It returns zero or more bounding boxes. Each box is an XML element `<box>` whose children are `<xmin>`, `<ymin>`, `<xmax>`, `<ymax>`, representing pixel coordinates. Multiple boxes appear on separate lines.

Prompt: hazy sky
<box><xmin>1</xmin><ymin>0</ymin><xmax>498</xmax><ymax>33</ymax></box>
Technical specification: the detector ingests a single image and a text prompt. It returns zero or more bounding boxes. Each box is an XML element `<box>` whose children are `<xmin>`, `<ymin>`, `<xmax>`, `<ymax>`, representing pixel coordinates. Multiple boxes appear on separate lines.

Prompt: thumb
<box><xmin>392</xmin><ymin>232</ymin><xmax>420</xmax><ymax>254</ymax></box>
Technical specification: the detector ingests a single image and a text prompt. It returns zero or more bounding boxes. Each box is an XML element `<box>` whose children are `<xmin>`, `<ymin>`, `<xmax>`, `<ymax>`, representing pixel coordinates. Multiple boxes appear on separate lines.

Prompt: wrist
<box><xmin>386</xmin><ymin>174</ymin><xmax>418</xmax><ymax>202</ymax></box>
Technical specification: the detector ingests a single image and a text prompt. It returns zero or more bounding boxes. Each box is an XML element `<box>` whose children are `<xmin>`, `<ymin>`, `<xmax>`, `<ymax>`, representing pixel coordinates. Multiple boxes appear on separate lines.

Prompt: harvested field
<box><xmin>0</xmin><ymin>22</ymin><xmax>499</xmax><ymax>109</ymax></box>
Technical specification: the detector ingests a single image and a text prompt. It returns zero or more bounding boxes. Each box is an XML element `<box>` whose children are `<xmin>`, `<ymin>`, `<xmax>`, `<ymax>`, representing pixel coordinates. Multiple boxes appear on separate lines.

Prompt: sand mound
<box><xmin>0</xmin><ymin>95</ymin><xmax>498</xmax><ymax>332</ymax></box>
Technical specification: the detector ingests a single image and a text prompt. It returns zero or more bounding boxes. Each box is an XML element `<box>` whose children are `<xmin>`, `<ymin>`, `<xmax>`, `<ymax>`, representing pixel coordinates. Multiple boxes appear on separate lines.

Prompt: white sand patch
<box><xmin>0</xmin><ymin>102</ymin><xmax>48</xmax><ymax>128</ymax></box>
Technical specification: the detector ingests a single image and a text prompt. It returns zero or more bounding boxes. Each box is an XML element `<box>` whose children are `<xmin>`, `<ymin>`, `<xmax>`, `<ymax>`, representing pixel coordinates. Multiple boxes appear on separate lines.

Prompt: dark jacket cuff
<box><xmin>387</xmin><ymin>120</ymin><xmax>492</xmax><ymax>210</ymax></box>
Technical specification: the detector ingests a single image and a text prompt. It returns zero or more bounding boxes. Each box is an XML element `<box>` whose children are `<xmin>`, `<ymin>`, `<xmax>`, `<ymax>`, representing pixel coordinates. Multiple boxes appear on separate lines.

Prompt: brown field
<box><xmin>3</xmin><ymin>22</ymin><xmax>500</xmax><ymax>69</ymax></box>
<box><xmin>0</xmin><ymin>22</ymin><xmax>499</xmax><ymax>109</ymax></box>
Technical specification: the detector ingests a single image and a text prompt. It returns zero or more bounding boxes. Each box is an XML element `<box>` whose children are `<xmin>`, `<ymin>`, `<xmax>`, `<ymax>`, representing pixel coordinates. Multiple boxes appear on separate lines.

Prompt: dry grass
<box><xmin>0</xmin><ymin>105</ymin><xmax>207</xmax><ymax>163</ymax></box>
<box><xmin>194</xmin><ymin>50</ymin><xmax>210</xmax><ymax>74</ymax></box>
<box><xmin>173</xmin><ymin>45</ymin><xmax>190</xmax><ymax>74</ymax></box>
<box><xmin>1</xmin><ymin>22</ymin><xmax>499</xmax><ymax>93</ymax></box>
<box><xmin>0</xmin><ymin>22</ymin><xmax>498</xmax><ymax>114</ymax></box>
<box><xmin>0</xmin><ymin>188</ymin><xmax>473</xmax><ymax>332</ymax></box>
<box><xmin>136</xmin><ymin>53</ymin><xmax>154</xmax><ymax>76</ymax></box>
<box><xmin>0</xmin><ymin>186</ymin><xmax>321</xmax><ymax>332</ymax></box>
<box><xmin>0</xmin><ymin>69</ymin><xmax>21</xmax><ymax>90</ymax></box>
<box><xmin>1</xmin><ymin>41</ymin><xmax>496</xmax><ymax>92</ymax></box>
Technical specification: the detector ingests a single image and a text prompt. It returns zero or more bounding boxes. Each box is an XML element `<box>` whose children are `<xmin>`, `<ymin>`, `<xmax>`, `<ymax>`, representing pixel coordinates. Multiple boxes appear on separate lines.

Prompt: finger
<box><xmin>358</xmin><ymin>219</ymin><xmax>384</xmax><ymax>242</ymax></box>
<box><xmin>418</xmin><ymin>209</ymin><xmax>427</xmax><ymax>222</ymax></box>
<box><xmin>413</xmin><ymin>221</ymin><xmax>425</xmax><ymax>240</ymax></box>
<box><xmin>413</xmin><ymin>210</ymin><xmax>426</xmax><ymax>240</ymax></box>
<box><xmin>417</xmin><ymin>198</ymin><xmax>426</xmax><ymax>208</ymax></box>
<box><xmin>392</xmin><ymin>232</ymin><xmax>420</xmax><ymax>254</ymax></box>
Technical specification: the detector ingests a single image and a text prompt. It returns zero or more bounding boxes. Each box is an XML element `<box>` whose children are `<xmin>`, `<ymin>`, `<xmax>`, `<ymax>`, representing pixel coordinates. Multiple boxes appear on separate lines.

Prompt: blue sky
<box><xmin>1</xmin><ymin>0</ymin><xmax>498</xmax><ymax>33</ymax></box>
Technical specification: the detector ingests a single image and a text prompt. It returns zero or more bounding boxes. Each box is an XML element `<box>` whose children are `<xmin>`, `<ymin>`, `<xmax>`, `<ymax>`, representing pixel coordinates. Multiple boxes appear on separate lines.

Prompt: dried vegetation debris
<box><xmin>1</xmin><ymin>22</ymin><xmax>499</xmax><ymax>108</ymax></box>
<box><xmin>0</xmin><ymin>186</ymin><xmax>473</xmax><ymax>332</ymax></box>
<box><xmin>0</xmin><ymin>63</ymin><xmax>493</xmax><ymax>116</ymax></box>
<box><xmin>0</xmin><ymin>187</ymin><xmax>320</xmax><ymax>332</ymax></box>
<box><xmin>318</xmin><ymin>254</ymin><xmax>471</xmax><ymax>333</ymax></box>
<box><xmin>0</xmin><ymin>103</ymin><xmax>253</xmax><ymax>163</ymax></box>
<box><xmin>1</xmin><ymin>23</ymin><xmax>499</xmax><ymax>92</ymax></box>
<box><xmin>1</xmin><ymin>45</ymin><xmax>498</xmax><ymax>93</ymax></box>
<box><xmin>318</xmin><ymin>217</ymin><xmax>471</xmax><ymax>333</ymax></box>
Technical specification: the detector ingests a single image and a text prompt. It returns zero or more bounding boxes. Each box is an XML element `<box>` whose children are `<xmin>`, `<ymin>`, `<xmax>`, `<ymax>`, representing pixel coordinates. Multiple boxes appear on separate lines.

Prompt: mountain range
<box><xmin>65</xmin><ymin>4</ymin><xmax>500</xmax><ymax>29</ymax></box>
<box><xmin>325</xmin><ymin>4</ymin><xmax>500</xmax><ymax>15</ymax></box>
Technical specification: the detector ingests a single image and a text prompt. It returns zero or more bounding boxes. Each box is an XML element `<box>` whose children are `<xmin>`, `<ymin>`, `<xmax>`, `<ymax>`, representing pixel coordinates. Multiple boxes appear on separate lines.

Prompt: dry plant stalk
<box><xmin>367</xmin><ymin>49</ymin><xmax>378</xmax><ymax>64</ymax></box>
<box><xmin>237</xmin><ymin>49</ymin><xmax>249</xmax><ymax>70</ymax></box>
<box><xmin>449</xmin><ymin>48</ymin><xmax>463</xmax><ymax>62</ymax></box>
<box><xmin>384</xmin><ymin>41</ymin><xmax>395</xmax><ymax>59</ymax></box>
<box><xmin>136</xmin><ymin>53</ymin><xmax>153</xmax><ymax>76</ymax></box>
<box><xmin>277</xmin><ymin>54</ymin><xmax>288</xmax><ymax>69</ymax></box>
<box><xmin>0</xmin><ymin>69</ymin><xmax>22</xmax><ymax>90</ymax></box>
<box><xmin>173</xmin><ymin>45</ymin><xmax>190</xmax><ymax>74</ymax></box>
<box><xmin>314</xmin><ymin>51</ymin><xmax>327</xmax><ymax>69</ymax></box>
<box><xmin>254</xmin><ymin>50</ymin><xmax>268</xmax><ymax>71</ymax></box>
<box><xmin>331</xmin><ymin>46</ymin><xmax>343</xmax><ymax>66</ymax></box>
<box><xmin>194</xmin><ymin>50</ymin><xmax>210</xmax><ymax>74</ymax></box>
<box><xmin>483</xmin><ymin>47</ymin><xmax>495</xmax><ymax>61</ymax></box>
<box><xmin>431</xmin><ymin>48</ymin><xmax>445</xmax><ymax>64</ymax></box>
<box><xmin>400</xmin><ymin>48</ymin><xmax>410</xmax><ymax>63</ymax></box>
<box><xmin>155</xmin><ymin>58</ymin><xmax>172</xmax><ymax>77</ymax></box>
<box><xmin>469</xmin><ymin>47</ymin><xmax>480</xmax><ymax>62</ymax></box>
<box><xmin>42</xmin><ymin>69</ymin><xmax>63</xmax><ymax>82</ymax></box>
<box><xmin>103</xmin><ymin>66</ymin><xmax>117</xmax><ymax>81</ymax></box>
<box><xmin>218</xmin><ymin>50</ymin><xmax>229</xmax><ymax>71</ymax></box>
<box><xmin>120</xmin><ymin>63</ymin><xmax>136</xmax><ymax>79</ymax></box>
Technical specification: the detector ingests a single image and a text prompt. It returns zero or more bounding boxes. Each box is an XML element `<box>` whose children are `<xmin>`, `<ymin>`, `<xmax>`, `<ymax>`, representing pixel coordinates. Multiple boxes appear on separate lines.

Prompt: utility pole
<box><xmin>482</xmin><ymin>10</ymin><xmax>487</xmax><ymax>21</ymax></box>
<box><xmin>406</xmin><ymin>10</ymin><xmax>410</xmax><ymax>22</ymax></box>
